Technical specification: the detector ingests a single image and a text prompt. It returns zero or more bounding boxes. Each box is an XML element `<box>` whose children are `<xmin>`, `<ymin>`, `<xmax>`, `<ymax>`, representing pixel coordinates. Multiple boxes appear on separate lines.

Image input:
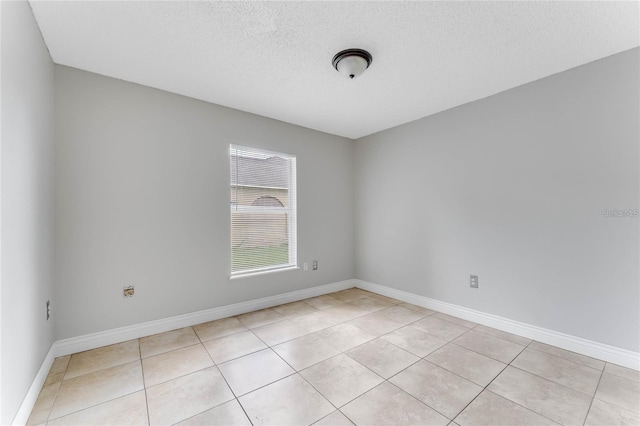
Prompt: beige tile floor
<box><xmin>28</xmin><ymin>288</ymin><xmax>640</xmax><ymax>425</ymax></box>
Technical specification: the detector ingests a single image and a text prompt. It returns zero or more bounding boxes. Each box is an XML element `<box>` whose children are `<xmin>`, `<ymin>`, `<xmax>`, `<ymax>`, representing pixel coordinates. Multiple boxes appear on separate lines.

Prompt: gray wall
<box><xmin>54</xmin><ymin>66</ymin><xmax>355</xmax><ymax>340</ymax></box>
<box><xmin>1</xmin><ymin>1</ymin><xmax>56</xmax><ymax>423</ymax></box>
<box><xmin>354</xmin><ymin>48</ymin><xmax>639</xmax><ymax>352</ymax></box>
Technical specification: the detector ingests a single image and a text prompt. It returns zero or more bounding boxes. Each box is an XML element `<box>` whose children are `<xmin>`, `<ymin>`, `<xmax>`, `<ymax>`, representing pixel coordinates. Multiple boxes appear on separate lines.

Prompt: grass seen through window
<box><xmin>231</xmin><ymin>244</ymin><xmax>289</xmax><ymax>273</ymax></box>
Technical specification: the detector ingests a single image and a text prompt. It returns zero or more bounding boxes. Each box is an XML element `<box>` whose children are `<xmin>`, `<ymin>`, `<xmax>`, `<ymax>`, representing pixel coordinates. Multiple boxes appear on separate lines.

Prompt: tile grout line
<box><xmin>44</xmin><ymin>353</ymin><xmax>146</xmax><ymax>423</ymax></box>
<box><xmin>42</xmin><ymin>356</ymin><xmax>70</xmax><ymax>425</ymax></box>
<box><xmin>450</xmin><ymin>338</ymin><xmax>563</xmax><ymax>426</ymax></box>
<box><xmin>508</xmin><ymin>346</ymin><xmax>603</xmax><ymax>398</ymax></box>
<box><xmin>197</xmin><ymin>326</ymin><xmax>255</xmax><ymax>426</ymax></box>
<box><xmin>487</xmin><ymin>339</ymin><xmax>570</xmax><ymax>425</ymax></box>
<box><xmin>582</xmin><ymin>363</ymin><xmax>606</xmax><ymax>426</ymax></box>
<box><xmin>237</xmin><ymin>294</ymin><xmax>410</xmax><ymax>423</ymax></box>
<box><xmin>30</xmin><ymin>289</ymin><xmax>629</xmax><ymax>425</ymax></box>
<box><xmin>172</xmin><ymin>294</ymin><xmax>521</xmax><ymax>423</ymax></box>
<box><xmin>194</xmin><ymin>332</ymin><xmax>257</xmax><ymax>425</ymax></box>
<box><xmin>374</xmin><ymin>320</ymin><xmax>558</xmax><ymax>424</ymax></box>
<box><xmin>525</xmin><ymin>344</ymin><xmax>605</xmax><ymax>371</ymax></box>
<box><xmin>39</xmin><ymin>346</ymin><xmax>141</xmax><ymax>423</ymax></box>
<box><xmin>138</xmin><ymin>341</ymin><xmax>153</xmax><ymax>426</ymax></box>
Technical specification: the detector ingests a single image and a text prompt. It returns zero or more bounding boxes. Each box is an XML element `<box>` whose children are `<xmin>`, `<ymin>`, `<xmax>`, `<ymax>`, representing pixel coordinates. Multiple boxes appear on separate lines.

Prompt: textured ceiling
<box><xmin>30</xmin><ymin>1</ymin><xmax>639</xmax><ymax>139</ymax></box>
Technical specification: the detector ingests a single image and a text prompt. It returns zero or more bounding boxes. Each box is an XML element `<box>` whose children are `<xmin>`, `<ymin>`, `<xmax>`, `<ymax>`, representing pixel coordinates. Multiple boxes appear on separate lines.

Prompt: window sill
<box><xmin>229</xmin><ymin>266</ymin><xmax>300</xmax><ymax>280</ymax></box>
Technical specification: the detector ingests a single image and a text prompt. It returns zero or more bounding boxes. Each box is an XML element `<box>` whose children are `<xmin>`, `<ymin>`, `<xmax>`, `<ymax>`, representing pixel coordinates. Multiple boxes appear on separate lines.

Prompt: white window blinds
<box><xmin>230</xmin><ymin>145</ymin><xmax>297</xmax><ymax>276</ymax></box>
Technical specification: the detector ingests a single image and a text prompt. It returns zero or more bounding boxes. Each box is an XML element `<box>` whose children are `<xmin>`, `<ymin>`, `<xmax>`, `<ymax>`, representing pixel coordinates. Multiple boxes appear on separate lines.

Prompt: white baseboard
<box><xmin>12</xmin><ymin>345</ymin><xmax>56</xmax><ymax>426</ymax></box>
<box><xmin>15</xmin><ymin>278</ymin><xmax>639</xmax><ymax>425</ymax></box>
<box><xmin>13</xmin><ymin>279</ymin><xmax>355</xmax><ymax>425</ymax></box>
<box><xmin>354</xmin><ymin>279</ymin><xmax>640</xmax><ymax>370</ymax></box>
<box><xmin>52</xmin><ymin>279</ymin><xmax>355</xmax><ymax>358</ymax></box>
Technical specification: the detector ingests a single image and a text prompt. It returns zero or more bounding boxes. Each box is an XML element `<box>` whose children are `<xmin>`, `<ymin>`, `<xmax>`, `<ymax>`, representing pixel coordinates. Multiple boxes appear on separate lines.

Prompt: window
<box><xmin>230</xmin><ymin>145</ymin><xmax>297</xmax><ymax>276</ymax></box>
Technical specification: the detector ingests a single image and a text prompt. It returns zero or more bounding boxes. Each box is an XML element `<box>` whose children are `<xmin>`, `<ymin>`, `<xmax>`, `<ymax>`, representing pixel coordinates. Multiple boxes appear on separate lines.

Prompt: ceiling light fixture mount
<box><xmin>332</xmin><ymin>48</ymin><xmax>372</xmax><ymax>79</ymax></box>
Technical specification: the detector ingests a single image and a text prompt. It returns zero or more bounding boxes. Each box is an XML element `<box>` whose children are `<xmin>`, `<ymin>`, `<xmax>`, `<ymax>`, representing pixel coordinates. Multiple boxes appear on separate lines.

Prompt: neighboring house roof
<box><xmin>231</xmin><ymin>154</ymin><xmax>289</xmax><ymax>189</ymax></box>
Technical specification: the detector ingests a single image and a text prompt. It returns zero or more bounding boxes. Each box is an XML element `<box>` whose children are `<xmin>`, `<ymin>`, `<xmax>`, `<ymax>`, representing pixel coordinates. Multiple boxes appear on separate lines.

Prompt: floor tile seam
<box><xmin>233</xmin><ymin>370</ymin><xmax>299</xmax><ymax>400</ymax></box>
<box><xmin>300</xmin><ymin>351</ymin><xmax>358</xmax><ymax>377</ymax></box>
<box><xmin>449</xmin><ymin>336</ymin><xmax>526</xmax><ymax>365</ymax></box>
<box><xmin>341</xmin><ymin>351</ymin><xmax>391</xmax><ymax>383</ymax></box>
<box><xmin>419</xmin><ymin>353</ymin><xmax>504</xmax><ymax>389</ymax></box>
<box><xmin>141</xmin><ymin>343</ymin><xmax>204</xmax><ymax>360</ymax></box>
<box><xmin>582</xmin><ymin>365</ymin><xmax>606</xmax><ymax>425</ymax></box>
<box><xmin>142</xmin><ymin>342</ymin><xmax>207</xmax><ymax>363</ymax></box>
<box><xmin>451</xmin><ymin>388</ymin><xmax>563</xmax><ymax>426</ymax></box>
<box><xmin>458</xmin><ymin>326</ymin><xmax>529</xmax><ymax>352</ymax></box>
<box><xmin>199</xmin><ymin>338</ymin><xmax>220</xmax><ymax>366</ymax></box>
<box><xmin>63</xmin><ymin>353</ymin><xmax>143</xmax><ymax>381</ymax></box>
<box><xmin>194</xmin><ymin>326</ymin><xmax>250</xmax><ymax>344</ymax></box>
<box><xmin>445</xmin><ymin>340</ymin><xmax>512</xmax><ymax>367</ymax></box>
<box><xmin>378</xmin><ymin>333</ymin><xmax>440</xmax><ymax>359</ymax></box>
<box><xmin>529</xmin><ymin>342</ymin><xmax>606</xmax><ymax>371</ymax></box>
<box><xmin>522</xmin><ymin>346</ymin><xmax>604</xmax><ymax>373</ymax></box>
<box><xmin>46</xmin><ymin>388</ymin><xmax>145</xmax><ymax>423</ymax></box>
<box><xmin>237</xmin><ymin>397</ymin><xmax>256</xmax><ymax>426</ymax></box>
<box><xmin>53</xmin><ymin>356</ymin><xmax>73</xmax><ymax>383</ymax></box>
<box><xmin>371</xmin><ymin>334</ymin><xmax>424</xmax><ymax>363</ymax></box>
<box><xmin>252</xmin><ymin>327</ymin><xmax>287</xmax><ymax>353</ymax></box>
<box><xmin>592</xmin><ymin>371</ymin><xmax>640</xmax><ymax>415</ymax></box>
<box><xmin>207</xmin><ymin>344</ymin><xmax>269</xmax><ymax>365</ymax></box>
<box><xmin>297</xmin><ymin>350</ymin><xmax>390</xmax><ymax>409</ymax></box>
<box><xmin>37</xmin><ymin>358</ymin><xmax>73</xmax><ymax>424</ymax></box>
<box><xmin>264</xmin><ymin>339</ymin><xmax>312</xmax><ymax>374</ymax></box>
<box><xmin>241</xmin><ymin>317</ymin><xmax>289</xmax><ymax>330</ymax></box>
<box><xmin>509</xmin><ymin>352</ymin><xmax>601</xmax><ymax>397</ymax></box>
<box><xmin>506</xmin><ymin>364</ymin><xmax>598</xmax><ymax>399</ymax></box>
<box><xmin>310</xmin><ymin>409</ymin><xmax>341</xmax><ymax>426</ymax></box>
<box><xmin>168</xmin><ymin>396</ymin><xmax>243</xmax><ymax>426</ymax></box>
<box><xmin>38</xmin><ymin>379</ymin><xmax>64</xmax><ymax>425</ymax></box>
<box><xmin>311</xmin><ymin>303</ymin><xmax>344</xmax><ymax>310</ymax></box>
<box><xmin>345</xmin><ymin>306</ymin><xmax>387</xmax><ymax>316</ymax></box>
<box><xmin>139</xmin><ymin>327</ymin><xmax>197</xmax><ymax>352</ymax></box>
<box><xmin>324</xmin><ymin>332</ymin><xmax>378</xmax><ymax>354</ymax></box>
<box><xmin>383</xmin><ymin>378</ymin><xmax>455</xmax><ymax>422</ymax></box>
<box><xmin>59</xmin><ymin>358</ymin><xmax>143</xmax><ymax>388</ymax></box>
<box><xmin>276</xmin><ymin>310</ymin><xmax>322</xmax><ymax>321</ymax></box>
<box><xmin>449</xmin><ymin>360</ymin><xmax>511</xmax><ymax>424</ymax></box>
<box><xmin>274</xmin><ymin>298</ymin><xmax>322</xmax><ymax>310</ymax></box>
<box><xmin>590</xmin><ymin>396</ymin><xmax>640</xmax><ymax>417</ymax></box>
<box><xmin>140</xmin><ymin>356</ymin><xmax>152</xmax><ymax>426</ymax></box>
<box><xmin>376</xmin><ymin>317</ymin><xmax>417</xmax><ymax>327</ymax></box>
<box><xmin>270</xmin><ymin>305</ymin><xmax>324</xmax><ymax>320</ymax></box>
<box><xmin>603</xmin><ymin>361</ymin><xmax>640</xmax><ymax>381</ymax></box>
<box><xmin>273</xmin><ymin>346</ymin><xmax>344</xmax><ymax>373</ymax></box>
<box><xmin>468</xmin><ymin>355</ymin><xmax>566</xmax><ymax>426</ymax></box>
<box><xmin>213</xmin><ymin>352</ymin><xmax>248</xmax><ymax>402</ymax></box>
<box><xmin>430</xmin><ymin>315</ymin><xmax>478</xmax><ymax>330</ymax></box>
<box><xmin>478</xmin><ymin>329</ymin><xmax>533</xmax><ymax>347</ymax></box>
<box><xmin>339</xmin><ymin>408</ymin><xmax>359</xmax><ymax>426</ymax></box>
<box><xmin>295</xmin><ymin>365</ymin><xmax>343</xmax><ymax>413</ymax></box>
<box><xmin>144</xmin><ymin>363</ymin><xmax>222</xmax><ymax>391</ymax></box>
<box><xmin>404</xmin><ymin>322</ymin><xmax>465</xmax><ymax>343</ymax></box>
<box><xmin>300</xmin><ymin>299</ymin><xmax>322</xmax><ymax>310</ymax></box>
<box><xmin>141</xmin><ymin>389</ymin><xmax>153</xmax><ymax>426</ymax></box>
<box><xmin>48</xmin><ymin>349</ymin><xmax>142</xmax><ymax>421</ymax></box>
<box><xmin>401</xmin><ymin>305</ymin><xmax>437</xmax><ymax>316</ymax></box>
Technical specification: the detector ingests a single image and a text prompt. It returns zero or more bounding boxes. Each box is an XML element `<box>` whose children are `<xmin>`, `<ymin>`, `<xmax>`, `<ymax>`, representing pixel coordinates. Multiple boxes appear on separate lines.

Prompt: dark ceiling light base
<box><xmin>332</xmin><ymin>48</ymin><xmax>373</xmax><ymax>79</ymax></box>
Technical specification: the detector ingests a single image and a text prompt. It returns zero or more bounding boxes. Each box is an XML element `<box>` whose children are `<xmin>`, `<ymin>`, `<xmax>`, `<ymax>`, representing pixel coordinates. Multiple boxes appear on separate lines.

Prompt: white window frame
<box><xmin>230</xmin><ymin>144</ymin><xmax>297</xmax><ymax>278</ymax></box>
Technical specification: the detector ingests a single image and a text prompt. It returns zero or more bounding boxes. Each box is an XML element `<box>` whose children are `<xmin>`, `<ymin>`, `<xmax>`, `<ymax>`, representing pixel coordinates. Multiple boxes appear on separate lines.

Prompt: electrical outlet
<box><xmin>123</xmin><ymin>285</ymin><xmax>135</xmax><ymax>298</ymax></box>
<box><xmin>46</xmin><ymin>300</ymin><xmax>51</xmax><ymax>320</ymax></box>
<box><xmin>470</xmin><ymin>275</ymin><xmax>479</xmax><ymax>288</ymax></box>
<box><xmin>303</xmin><ymin>262</ymin><xmax>308</xmax><ymax>271</ymax></box>
<box><xmin>312</xmin><ymin>260</ymin><xmax>318</xmax><ymax>271</ymax></box>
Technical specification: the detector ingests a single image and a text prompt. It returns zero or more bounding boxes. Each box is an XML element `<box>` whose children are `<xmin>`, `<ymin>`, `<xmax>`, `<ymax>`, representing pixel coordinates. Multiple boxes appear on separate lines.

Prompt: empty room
<box><xmin>1</xmin><ymin>1</ymin><xmax>639</xmax><ymax>425</ymax></box>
